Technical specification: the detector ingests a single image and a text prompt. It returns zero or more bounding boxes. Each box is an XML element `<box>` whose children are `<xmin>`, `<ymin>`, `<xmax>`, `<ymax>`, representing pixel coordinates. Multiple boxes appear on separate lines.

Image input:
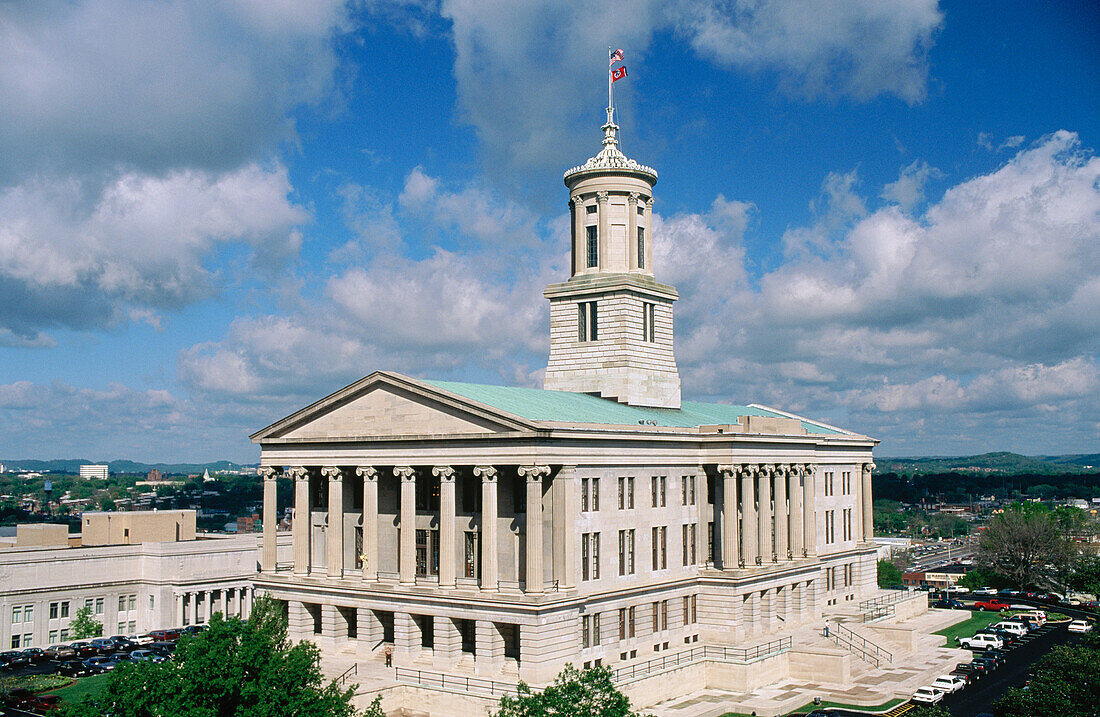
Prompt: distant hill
<box><xmin>877</xmin><ymin>451</ymin><xmax>1100</xmax><ymax>475</ymax></box>
<box><xmin>0</xmin><ymin>458</ymin><xmax>255</xmax><ymax>476</ymax></box>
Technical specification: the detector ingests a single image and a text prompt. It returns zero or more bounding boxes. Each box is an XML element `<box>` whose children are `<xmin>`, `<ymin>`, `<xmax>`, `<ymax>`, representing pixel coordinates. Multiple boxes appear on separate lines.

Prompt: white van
<box><xmin>1014</xmin><ymin>610</ymin><xmax>1046</xmax><ymax>628</ymax></box>
<box><xmin>992</xmin><ymin>621</ymin><xmax>1028</xmax><ymax>636</ymax></box>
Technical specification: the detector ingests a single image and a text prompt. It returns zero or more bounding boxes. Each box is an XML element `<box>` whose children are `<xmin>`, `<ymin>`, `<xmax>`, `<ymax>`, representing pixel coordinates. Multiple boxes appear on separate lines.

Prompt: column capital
<box><xmin>473</xmin><ymin>465</ymin><xmax>497</xmax><ymax>482</ymax></box>
<box><xmin>596</xmin><ymin>190</ymin><xmax>609</xmax><ymax>203</ymax></box>
<box><xmin>863</xmin><ymin>462</ymin><xmax>876</xmax><ymax>473</ymax></box>
<box><xmin>288</xmin><ymin>466</ymin><xmax>308</xmax><ymax>482</ymax></box>
<box><xmin>627</xmin><ymin>191</ymin><xmax>639</xmax><ymax>203</ymax></box>
<box><xmin>739</xmin><ymin>463</ymin><xmax>758</xmax><ymax>477</ymax></box>
<box><xmin>320</xmin><ymin>466</ymin><xmax>342</xmax><ymax>481</ymax></box>
<box><xmin>716</xmin><ymin>464</ymin><xmax>736</xmax><ymax>477</ymax></box>
<box><xmin>571</xmin><ymin>194</ymin><xmax>583</xmax><ymax>205</ymax></box>
<box><xmin>259</xmin><ymin>466</ymin><xmax>278</xmax><ymax>481</ymax></box>
<box><xmin>394</xmin><ymin>466</ymin><xmax>416</xmax><ymax>482</ymax></box>
<box><xmin>356</xmin><ymin>465</ymin><xmax>379</xmax><ymax>481</ymax></box>
<box><xmin>432</xmin><ymin>465</ymin><xmax>456</xmax><ymax>482</ymax></box>
<box><xmin>802</xmin><ymin>463</ymin><xmax>817</xmax><ymax>475</ymax></box>
<box><xmin>518</xmin><ymin>465</ymin><xmax>550</xmax><ymax>482</ymax></box>
<box><xmin>757</xmin><ymin>464</ymin><xmax>774</xmax><ymax>477</ymax></box>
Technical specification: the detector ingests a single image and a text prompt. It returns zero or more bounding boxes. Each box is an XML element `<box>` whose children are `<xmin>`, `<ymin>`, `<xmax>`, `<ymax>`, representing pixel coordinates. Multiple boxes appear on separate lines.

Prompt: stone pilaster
<box><xmin>862</xmin><ymin>462</ymin><xmax>876</xmax><ymax>542</ymax></box>
<box><xmin>395</xmin><ymin>466</ymin><xmax>416</xmax><ymax>584</ymax></box>
<box><xmin>357</xmin><ymin>466</ymin><xmax>379</xmax><ymax>581</ymax></box>
<box><xmin>474</xmin><ymin>466</ymin><xmax>498</xmax><ymax>591</ymax></box>
<box><xmin>322</xmin><ymin>466</ymin><xmax>343</xmax><ymax>578</ymax></box>
<box><xmin>434</xmin><ymin>466</ymin><xmax>456</xmax><ymax>588</ymax></box>
<box><xmin>596</xmin><ymin>191</ymin><xmax>609</xmax><ymax>269</ymax></box>
<box><xmin>519</xmin><ymin>465</ymin><xmax>550</xmax><ymax>594</ymax></box>
<box><xmin>288</xmin><ymin>600</ymin><xmax>312</xmax><ymax>642</ymax></box>
<box><xmin>433</xmin><ymin>615</ymin><xmax>461</xmax><ymax>670</ymax></box>
<box><xmin>357</xmin><ymin>608</ymin><xmax>383</xmax><ymax>654</ymax></box>
<box><xmin>758</xmin><ymin>465</ymin><xmax>773</xmax><ymax>562</ymax></box>
<box><xmin>802</xmin><ymin>464</ymin><xmax>817</xmax><ymax>556</ymax></box>
<box><xmin>289</xmin><ymin>467</ymin><xmax>309</xmax><ymax>575</ymax></box>
<box><xmin>393</xmin><ymin>612</ymin><xmax>419</xmax><ymax>665</ymax></box>
<box><xmin>553</xmin><ymin>466</ymin><xmax>578</xmax><ymax>589</ymax></box>
<box><xmin>260</xmin><ymin>467</ymin><xmax>277</xmax><ymax>572</ymax></box>
<box><xmin>475</xmin><ymin>620</ymin><xmax>504</xmax><ymax>675</ymax></box>
<box><xmin>571</xmin><ymin>194</ymin><xmax>585</xmax><ymax>276</ymax></box>
<box><xmin>627</xmin><ymin>191</ymin><xmax>639</xmax><ymax>270</ymax></box>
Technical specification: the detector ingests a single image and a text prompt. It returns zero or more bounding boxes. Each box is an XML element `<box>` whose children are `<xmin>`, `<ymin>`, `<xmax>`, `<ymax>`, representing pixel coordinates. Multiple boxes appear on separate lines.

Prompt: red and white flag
<box><xmin>611</xmin><ymin>66</ymin><xmax>627</xmax><ymax>82</ymax></box>
<box><xmin>609</xmin><ymin>48</ymin><xmax>624</xmax><ymax>66</ymax></box>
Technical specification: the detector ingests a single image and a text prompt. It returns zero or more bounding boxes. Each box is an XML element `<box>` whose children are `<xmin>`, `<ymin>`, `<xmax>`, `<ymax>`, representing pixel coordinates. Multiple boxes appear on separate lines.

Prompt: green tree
<box><xmin>877</xmin><ymin>559</ymin><xmax>903</xmax><ymax>588</ymax></box>
<box><xmin>61</xmin><ymin>596</ymin><xmax>362</xmax><ymax>717</ymax></box>
<box><xmin>908</xmin><ymin>705</ymin><xmax>952</xmax><ymax>717</ymax></box>
<box><xmin>67</xmin><ymin>606</ymin><xmax>103</xmax><ymax>639</ymax></box>
<box><xmin>977</xmin><ymin>504</ymin><xmax>1074</xmax><ymax>589</ymax></box>
<box><xmin>993</xmin><ymin>639</ymin><xmax>1100</xmax><ymax>717</ymax></box>
<box><xmin>956</xmin><ymin>567</ymin><xmax>1007</xmax><ymax>591</ymax></box>
<box><xmin>494</xmin><ymin>664</ymin><xmax>642</xmax><ymax>717</ymax></box>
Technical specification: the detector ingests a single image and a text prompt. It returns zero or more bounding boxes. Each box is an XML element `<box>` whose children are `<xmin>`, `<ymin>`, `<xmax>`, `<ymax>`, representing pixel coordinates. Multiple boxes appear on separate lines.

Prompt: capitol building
<box><xmin>251</xmin><ymin>107</ymin><xmax>943</xmax><ymax>716</ymax></box>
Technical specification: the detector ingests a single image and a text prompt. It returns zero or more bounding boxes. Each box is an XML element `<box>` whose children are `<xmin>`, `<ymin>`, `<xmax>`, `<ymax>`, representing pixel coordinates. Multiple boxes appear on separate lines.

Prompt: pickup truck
<box><xmin>973</xmin><ymin>598</ymin><xmax>1010</xmax><ymax>611</ymax></box>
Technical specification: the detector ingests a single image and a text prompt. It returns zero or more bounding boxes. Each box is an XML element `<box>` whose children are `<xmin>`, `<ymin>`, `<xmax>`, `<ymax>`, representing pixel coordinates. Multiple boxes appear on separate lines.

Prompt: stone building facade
<box><xmin>251</xmin><ymin>106</ymin><xmax>881</xmax><ymax>710</ymax></box>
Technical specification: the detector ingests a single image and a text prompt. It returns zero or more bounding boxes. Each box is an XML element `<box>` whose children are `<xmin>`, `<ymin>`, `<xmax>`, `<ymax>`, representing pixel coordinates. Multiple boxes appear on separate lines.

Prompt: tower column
<box><xmin>290</xmin><ymin>467</ymin><xmax>309</xmax><ymax>575</ymax></box>
<box><xmin>475</xmin><ymin>466</ymin><xmax>498</xmax><ymax>592</ymax></box>
<box><xmin>434</xmin><ymin>466</ymin><xmax>457</xmax><ymax>588</ymax></box>
<box><xmin>862</xmin><ymin>462</ymin><xmax>876</xmax><ymax>542</ymax></box>
<box><xmin>519</xmin><ymin>465</ymin><xmax>550</xmax><ymax>594</ymax></box>
<box><xmin>627</xmin><ymin>192</ymin><xmax>639</xmax><ymax>270</ymax></box>
<box><xmin>322</xmin><ymin>466</ymin><xmax>343</xmax><ymax>578</ymax></box>
<box><xmin>553</xmin><ymin>466</ymin><xmax>578</xmax><ymax>589</ymax></box>
<box><xmin>395</xmin><ymin>466</ymin><xmax>416</xmax><ymax>584</ymax></box>
<box><xmin>571</xmin><ymin>194</ymin><xmax>585</xmax><ymax>276</ymax></box>
<box><xmin>260</xmin><ymin>467</ymin><xmax>277</xmax><ymax>572</ymax></box>
<box><xmin>357</xmin><ymin>466</ymin><xmax>379</xmax><ymax>581</ymax></box>
<box><xmin>740</xmin><ymin>465</ymin><xmax>758</xmax><ymax>566</ymax></box>
<box><xmin>596</xmin><ymin>191</ymin><xmax>610</xmax><ymax>269</ymax></box>
<box><xmin>717</xmin><ymin>465</ymin><xmax>738</xmax><ymax>569</ymax></box>
<box><xmin>758</xmin><ymin>465</ymin><xmax>773</xmax><ymax>562</ymax></box>
<box><xmin>789</xmin><ymin>465</ymin><xmax>804</xmax><ymax>557</ymax></box>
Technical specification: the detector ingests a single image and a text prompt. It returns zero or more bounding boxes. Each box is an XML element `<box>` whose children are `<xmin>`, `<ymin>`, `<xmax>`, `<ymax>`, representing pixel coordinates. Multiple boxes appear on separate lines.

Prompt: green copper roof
<box><xmin>422</xmin><ymin>379</ymin><xmax>843</xmax><ymax>435</ymax></box>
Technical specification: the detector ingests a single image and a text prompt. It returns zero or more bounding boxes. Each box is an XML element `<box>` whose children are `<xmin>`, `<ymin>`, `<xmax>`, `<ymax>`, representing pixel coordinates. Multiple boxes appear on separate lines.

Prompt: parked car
<box><xmin>28</xmin><ymin>694</ymin><xmax>62</xmax><ymax>712</ymax></box>
<box><xmin>180</xmin><ymin>625</ymin><xmax>207</xmax><ymax>636</ymax></box>
<box><xmin>974</xmin><ymin>598</ymin><xmax>1010</xmax><ymax>611</ymax></box>
<box><xmin>954</xmin><ymin>661</ymin><xmax>986</xmax><ymax>676</ymax></box>
<box><xmin>973</xmin><ymin>587</ymin><xmax>998</xmax><ymax>596</ymax></box>
<box><xmin>90</xmin><ymin>637</ymin><xmax>116</xmax><ymax>654</ymax></box>
<box><xmin>912</xmin><ymin>687</ymin><xmax>945</xmax><ymax>704</ymax></box>
<box><xmin>82</xmin><ymin>656</ymin><xmax>116</xmax><ymax>673</ymax></box>
<box><xmin>43</xmin><ymin>645</ymin><xmax>76</xmax><ymax>660</ymax></box>
<box><xmin>128</xmin><ymin>649</ymin><xmax>167</xmax><ymax>663</ymax></box>
<box><xmin>129</xmin><ymin>634</ymin><xmax>156</xmax><ymax>646</ymax></box>
<box><xmin>54</xmin><ymin>659</ymin><xmax>93</xmax><ymax>677</ymax></box>
<box><xmin>959</xmin><ymin>633</ymin><xmax>1003</xmax><ymax>650</ymax></box>
<box><xmin>2</xmin><ymin>687</ymin><xmax>33</xmax><ymax>707</ymax></box>
<box><xmin>68</xmin><ymin>642</ymin><xmax>97</xmax><ymax>658</ymax></box>
<box><xmin>972</xmin><ymin>656</ymin><xmax>999</xmax><ymax>672</ymax></box>
<box><xmin>1</xmin><ymin>650</ymin><xmax>30</xmax><ymax>668</ymax></box>
<box><xmin>998</xmin><ymin>589</ymin><xmax>1020</xmax><ymax>597</ymax></box>
<box><xmin>1068</xmin><ymin>620</ymin><xmax>1093</xmax><ymax>633</ymax></box>
<box><xmin>979</xmin><ymin>649</ymin><xmax>1008</xmax><ymax>665</ymax></box>
<box><xmin>147</xmin><ymin>629</ymin><xmax>180</xmax><ymax>642</ymax></box>
<box><xmin>930</xmin><ymin>674</ymin><xmax>968</xmax><ymax>693</ymax></box>
<box><xmin>147</xmin><ymin>641</ymin><xmax>176</xmax><ymax>656</ymax></box>
<box><xmin>933</xmin><ymin>598</ymin><xmax>965</xmax><ymax>609</ymax></box>
<box><xmin>20</xmin><ymin>648</ymin><xmax>47</xmax><ymax>663</ymax></box>
<box><xmin>1014</xmin><ymin>610</ymin><xmax>1047</xmax><ymax>628</ymax></box>
<box><xmin>992</xmin><ymin>621</ymin><xmax>1028</xmax><ymax>637</ymax></box>
<box><xmin>979</xmin><ymin>628</ymin><xmax>1018</xmax><ymax>645</ymax></box>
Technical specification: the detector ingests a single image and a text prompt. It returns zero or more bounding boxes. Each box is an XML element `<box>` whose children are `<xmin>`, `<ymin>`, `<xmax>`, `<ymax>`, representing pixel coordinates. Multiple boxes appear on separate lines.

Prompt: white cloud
<box><xmin>882</xmin><ymin>160</ymin><xmax>942</xmax><ymax>209</ymax></box>
<box><xmin>0</xmin><ymin>164</ymin><xmax>309</xmax><ymax>339</ymax></box>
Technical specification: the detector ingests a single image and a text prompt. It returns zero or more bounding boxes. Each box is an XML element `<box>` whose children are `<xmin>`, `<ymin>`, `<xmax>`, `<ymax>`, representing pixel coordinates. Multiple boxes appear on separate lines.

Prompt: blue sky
<box><xmin>1</xmin><ymin>0</ymin><xmax>1097</xmax><ymax>463</ymax></box>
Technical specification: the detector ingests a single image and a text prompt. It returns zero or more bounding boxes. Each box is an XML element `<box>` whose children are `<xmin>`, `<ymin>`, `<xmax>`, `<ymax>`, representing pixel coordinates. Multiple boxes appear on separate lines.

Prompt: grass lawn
<box><xmin>934</xmin><ymin>611</ymin><xmax>1004</xmax><ymax>646</ymax></box>
<box><xmin>49</xmin><ymin>673</ymin><xmax>110</xmax><ymax>704</ymax></box>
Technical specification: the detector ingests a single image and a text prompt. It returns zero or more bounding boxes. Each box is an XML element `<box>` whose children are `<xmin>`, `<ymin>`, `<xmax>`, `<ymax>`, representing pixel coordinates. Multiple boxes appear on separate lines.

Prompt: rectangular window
<box><xmin>682</xmin><ymin>523</ymin><xmax>697</xmax><ymax>566</ymax></box>
<box><xmin>842</xmin><ymin>471</ymin><xmax>851</xmax><ymax>494</ymax></box>
<box><xmin>23</xmin><ymin>605</ymin><xmax>32</xmax><ymax>623</ymax></box>
<box><xmin>582</xmin><ymin>533</ymin><xmax>601</xmax><ymax>581</ymax></box>
<box><xmin>581</xmin><ymin>477</ymin><xmax>599</xmax><ymax>512</ymax></box>
<box><xmin>60</xmin><ymin>602</ymin><xmax>69</xmax><ymax>619</ymax></box>
<box><xmin>119</xmin><ymin>596</ymin><xmax>126</xmax><ymax>612</ymax></box>
<box><xmin>95</xmin><ymin>598</ymin><xmax>104</xmax><ymax>615</ymax></box>
<box><xmin>49</xmin><ymin>630</ymin><xmax>59</xmax><ymax>644</ymax></box>
<box><xmin>637</xmin><ymin>227</ymin><xmax>645</xmax><ymax>270</ymax></box>
<box><xmin>415</xmin><ymin>529</ymin><xmax>440</xmax><ymax>577</ymax></box>
<box><xmin>616</xmin><ymin>477</ymin><xmax>634</xmax><ymax>509</ymax></box>
<box><xmin>582</xmin><ymin>615</ymin><xmax>591</xmax><ymax>648</ymax></box>
<box><xmin>618</xmin><ymin>608</ymin><xmax>627</xmax><ymax>640</ymax></box>
<box><xmin>618</xmin><ymin>477</ymin><xmax>624</xmax><ymax>510</ymax></box>
<box><xmin>707</xmin><ymin>521</ymin><xmax>714</xmax><ymax>563</ymax></box>
<box><xmin>60</xmin><ymin>629</ymin><xmax>69</xmax><ymax>641</ymax></box>
<box><xmin>586</xmin><ymin>225</ymin><xmax>598</xmax><ymax>268</ymax></box>
<box><xmin>578</xmin><ymin>301</ymin><xmax>598</xmax><ymax>342</ymax></box>
<box><xmin>464</xmin><ymin>531</ymin><xmax>480</xmax><ymax>579</ymax></box>
<box><xmin>11</xmin><ymin>606</ymin><xmax>21</xmax><ymax>624</ymax></box>
<box><xmin>10</xmin><ymin>635</ymin><xmax>19</xmax><ymax>649</ymax></box>
<box><xmin>617</xmin><ymin>529</ymin><xmax>635</xmax><ymax>575</ymax></box>
<box><xmin>650</xmin><ymin>476</ymin><xmax>666</xmax><ymax>507</ymax></box>
<box><xmin>642</xmin><ymin>302</ymin><xmax>656</xmax><ymax>342</ymax></box>
<box><xmin>651</xmin><ymin>526</ymin><xmax>667</xmax><ymax>570</ymax></box>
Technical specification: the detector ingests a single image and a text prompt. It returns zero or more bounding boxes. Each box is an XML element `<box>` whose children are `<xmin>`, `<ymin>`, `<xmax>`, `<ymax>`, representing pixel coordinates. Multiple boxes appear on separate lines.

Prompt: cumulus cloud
<box><xmin>0</xmin><ymin>164</ymin><xmax>308</xmax><ymax>340</ymax></box>
<box><xmin>881</xmin><ymin>160</ymin><xmax>942</xmax><ymax>209</ymax></box>
<box><xmin>438</xmin><ymin>0</ymin><xmax>943</xmax><ymax>172</ymax></box>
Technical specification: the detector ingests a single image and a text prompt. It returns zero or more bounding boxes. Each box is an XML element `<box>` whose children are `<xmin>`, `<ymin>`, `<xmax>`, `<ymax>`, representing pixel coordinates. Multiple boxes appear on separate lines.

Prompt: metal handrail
<box><xmin>829</xmin><ymin>622</ymin><xmax>892</xmax><ymax>665</ymax></box>
<box><xmin>394</xmin><ymin>667</ymin><xmax>521</xmax><ymax>697</ymax></box>
<box><xmin>610</xmin><ymin>637</ymin><xmax>792</xmax><ymax>682</ymax></box>
<box><xmin>858</xmin><ymin>589</ymin><xmax>910</xmax><ymax>611</ymax></box>
<box><xmin>336</xmin><ymin>663</ymin><xmax>357</xmax><ymax>688</ymax></box>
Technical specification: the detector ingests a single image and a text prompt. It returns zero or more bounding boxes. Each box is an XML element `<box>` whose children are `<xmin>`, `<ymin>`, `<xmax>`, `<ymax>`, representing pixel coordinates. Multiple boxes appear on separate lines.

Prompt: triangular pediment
<box><xmin>251</xmin><ymin>372</ymin><xmax>535</xmax><ymax>442</ymax></box>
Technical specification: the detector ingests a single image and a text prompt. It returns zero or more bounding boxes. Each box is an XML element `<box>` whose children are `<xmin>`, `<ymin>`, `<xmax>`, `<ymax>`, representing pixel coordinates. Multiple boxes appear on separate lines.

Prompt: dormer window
<box><xmin>586</xmin><ymin>226</ymin><xmax>598</xmax><ymax>268</ymax></box>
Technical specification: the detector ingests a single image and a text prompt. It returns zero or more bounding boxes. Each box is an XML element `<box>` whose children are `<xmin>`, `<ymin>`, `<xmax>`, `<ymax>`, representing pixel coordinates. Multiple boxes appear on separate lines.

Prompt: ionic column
<box><xmin>474</xmin><ymin>466</ymin><xmax>498</xmax><ymax>591</ymax></box>
<box><xmin>395</xmin><ymin>466</ymin><xmax>416</xmax><ymax>584</ymax></box>
<box><xmin>553</xmin><ymin>466</ymin><xmax>578</xmax><ymax>589</ymax></box>
<box><xmin>176</xmin><ymin>593</ymin><xmax>185</xmax><ymax>626</ymax></box>
<box><xmin>571</xmin><ymin>194</ymin><xmax>585</xmax><ymax>276</ymax></box>
<box><xmin>789</xmin><ymin>465</ymin><xmax>804</xmax><ymax>557</ymax></box>
<box><xmin>695</xmin><ymin>468</ymin><xmax>709</xmax><ymax>564</ymax></box>
<box><xmin>519</xmin><ymin>465</ymin><xmax>550</xmax><ymax>594</ymax></box>
<box><xmin>644</xmin><ymin>198</ymin><xmax>655</xmax><ymax>270</ymax></box>
<box><xmin>322</xmin><ymin>466</ymin><xmax>344</xmax><ymax>578</ymax></box>
<box><xmin>290</xmin><ymin>467</ymin><xmax>309</xmax><ymax>575</ymax></box>
<box><xmin>802</xmin><ymin>465</ymin><xmax>817</xmax><ymax>556</ymax></box>
<box><xmin>717</xmin><ymin>465</ymin><xmax>739</xmax><ymax>569</ymax></box>
<box><xmin>861</xmin><ymin>462</ymin><xmax>876</xmax><ymax>542</ymax></box>
<box><xmin>758</xmin><ymin>465</ymin><xmax>774</xmax><ymax>562</ymax></box>
<box><xmin>260</xmin><ymin>467</ymin><xmax>277</xmax><ymax>572</ymax></box>
<box><xmin>434</xmin><ymin>466</ymin><xmax>457</xmax><ymax>588</ymax></box>
<box><xmin>775</xmin><ymin>465</ymin><xmax>789</xmax><ymax>560</ymax></box>
<box><xmin>627</xmin><ymin>192</ymin><xmax>639</xmax><ymax>270</ymax></box>
<box><xmin>740</xmin><ymin>465</ymin><xmax>758</xmax><ymax>566</ymax></box>
<box><xmin>357</xmin><ymin>466</ymin><xmax>379</xmax><ymax>581</ymax></box>
<box><xmin>596</xmin><ymin>191</ymin><xmax>610</xmax><ymax>269</ymax></box>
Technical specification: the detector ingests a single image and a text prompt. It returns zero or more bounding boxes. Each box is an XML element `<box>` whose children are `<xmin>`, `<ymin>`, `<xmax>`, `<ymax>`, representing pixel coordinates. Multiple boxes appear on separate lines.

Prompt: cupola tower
<box><xmin>543</xmin><ymin>106</ymin><xmax>681</xmax><ymax>408</ymax></box>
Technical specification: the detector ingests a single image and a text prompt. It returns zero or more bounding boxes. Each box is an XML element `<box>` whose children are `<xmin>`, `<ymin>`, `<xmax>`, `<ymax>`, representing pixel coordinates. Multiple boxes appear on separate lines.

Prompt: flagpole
<box><xmin>608</xmin><ymin>46</ymin><xmax>613</xmax><ymax>118</ymax></box>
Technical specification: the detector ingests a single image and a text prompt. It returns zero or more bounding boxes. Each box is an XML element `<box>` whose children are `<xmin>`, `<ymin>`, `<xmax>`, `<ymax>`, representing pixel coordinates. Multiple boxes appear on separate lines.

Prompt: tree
<box><xmin>494</xmin><ymin>664</ymin><xmax>642</xmax><ymax>717</ymax></box>
<box><xmin>977</xmin><ymin>504</ymin><xmax>1074</xmax><ymax>589</ymax></box>
<box><xmin>907</xmin><ymin>705</ymin><xmax>952</xmax><ymax>717</ymax></box>
<box><xmin>67</xmin><ymin>606</ymin><xmax>103</xmax><ymax>639</ymax></box>
<box><xmin>993</xmin><ymin>639</ymin><xmax>1100</xmax><ymax>717</ymax></box>
<box><xmin>877</xmin><ymin>559</ymin><xmax>903</xmax><ymax>588</ymax></box>
<box><xmin>61</xmin><ymin>595</ymin><xmax>361</xmax><ymax>717</ymax></box>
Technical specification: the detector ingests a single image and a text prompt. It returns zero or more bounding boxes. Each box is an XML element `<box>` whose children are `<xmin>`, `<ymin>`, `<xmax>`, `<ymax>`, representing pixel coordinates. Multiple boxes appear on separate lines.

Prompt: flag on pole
<box><xmin>609</xmin><ymin>48</ymin><xmax>624</xmax><ymax>66</ymax></box>
<box><xmin>611</xmin><ymin>66</ymin><xmax>627</xmax><ymax>82</ymax></box>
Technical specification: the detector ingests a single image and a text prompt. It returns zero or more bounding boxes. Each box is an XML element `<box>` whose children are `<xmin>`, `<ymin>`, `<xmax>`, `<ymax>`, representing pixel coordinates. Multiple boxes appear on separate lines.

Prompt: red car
<box><xmin>974</xmin><ymin>598</ymin><xmax>1010</xmax><ymax>611</ymax></box>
